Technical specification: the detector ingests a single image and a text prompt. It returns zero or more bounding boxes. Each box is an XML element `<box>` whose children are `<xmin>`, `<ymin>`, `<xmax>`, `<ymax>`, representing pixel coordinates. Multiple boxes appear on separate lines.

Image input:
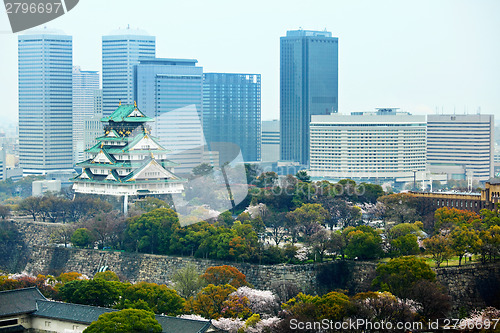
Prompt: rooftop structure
<box><xmin>72</xmin><ymin>104</ymin><xmax>185</xmax><ymax>213</ymax></box>
<box><xmin>0</xmin><ymin>287</ymin><xmax>215</xmax><ymax>333</ymax></box>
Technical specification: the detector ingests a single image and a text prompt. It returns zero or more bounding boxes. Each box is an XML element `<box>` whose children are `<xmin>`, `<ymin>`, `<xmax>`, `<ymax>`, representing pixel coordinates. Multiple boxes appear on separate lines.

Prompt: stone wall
<box><xmin>3</xmin><ymin>220</ymin><xmax>500</xmax><ymax>315</ymax></box>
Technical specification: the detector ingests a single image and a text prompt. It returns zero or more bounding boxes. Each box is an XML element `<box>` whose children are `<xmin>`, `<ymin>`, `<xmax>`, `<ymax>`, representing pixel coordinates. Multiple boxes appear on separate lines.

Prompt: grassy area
<box><xmin>377</xmin><ymin>254</ymin><xmax>483</xmax><ymax>268</ymax></box>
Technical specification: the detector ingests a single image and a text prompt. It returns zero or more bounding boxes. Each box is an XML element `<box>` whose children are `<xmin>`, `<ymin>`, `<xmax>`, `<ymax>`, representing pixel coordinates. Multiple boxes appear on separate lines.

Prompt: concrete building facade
<box><xmin>309</xmin><ymin>109</ymin><xmax>427</xmax><ymax>185</ymax></box>
<box><xmin>427</xmin><ymin>114</ymin><xmax>494</xmax><ymax>183</ymax></box>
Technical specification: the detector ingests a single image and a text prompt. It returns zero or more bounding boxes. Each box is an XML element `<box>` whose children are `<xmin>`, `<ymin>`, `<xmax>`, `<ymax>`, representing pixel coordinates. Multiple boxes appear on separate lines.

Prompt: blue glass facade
<box><xmin>203</xmin><ymin>73</ymin><xmax>261</xmax><ymax>162</ymax></box>
<box><xmin>280</xmin><ymin>30</ymin><xmax>338</xmax><ymax>166</ymax></box>
<box><xmin>18</xmin><ymin>31</ymin><xmax>73</xmax><ymax>173</ymax></box>
<box><xmin>134</xmin><ymin>59</ymin><xmax>204</xmax><ymax>174</ymax></box>
<box><xmin>102</xmin><ymin>30</ymin><xmax>155</xmax><ymax>116</ymax></box>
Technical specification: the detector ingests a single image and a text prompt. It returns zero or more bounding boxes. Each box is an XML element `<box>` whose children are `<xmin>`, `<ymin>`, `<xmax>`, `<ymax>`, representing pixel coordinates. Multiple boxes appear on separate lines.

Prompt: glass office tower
<box><xmin>18</xmin><ymin>29</ymin><xmax>73</xmax><ymax>174</ymax></box>
<box><xmin>203</xmin><ymin>73</ymin><xmax>261</xmax><ymax>162</ymax></box>
<box><xmin>72</xmin><ymin>66</ymin><xmax>99</xmax><ymax>164</ymax></box>
<box><xmin>280</xmin><ymin>29</ymin><xmax>338</xmax><ymax>166</ymax></box>
<box><xmin>134</xmin><ymin>58</ymin><xmax>204</xmax><ymax>175</ymax></box>
<box><xmin>102</xmin><ymin>28</ymin><xmax>155</xmax><ymax>116</ymax></box>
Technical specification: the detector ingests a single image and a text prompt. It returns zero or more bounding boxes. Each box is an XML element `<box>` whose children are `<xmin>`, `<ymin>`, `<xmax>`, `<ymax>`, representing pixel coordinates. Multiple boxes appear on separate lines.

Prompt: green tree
<box><xmin>424</xmin><ymin>234</ymin><xmax>453</xmax><ymax>268</ymax></box>
<box><xmin>343</xmin><ymin>225</ymin><xmax>383</xmax><ymax>259</ymax></box>
<box><xmin>372</xmin><ymin>256</ymin><xmax>436</xmax><ymax>298</ymax></box>
<box><xmin>295</xmin><ymin>170</ymin><xmax>311</xmax><ymax>183</ymax></box>
<box><xmin>255</xmin><ymin>171</ymin><xmax>278</xmax><ymax>188</ymax></box>
<box><xmin>191</xmin><ymin>163</ymin><xmax>214</xmax><ymax>177</ymax></box>
<box><xmin>71</xmin><ymin>228</ymin><xmax>94</xmax><ymax>248</ymax></box>
<box><xmin>134</xmin><ymin>197</ymin><xmax>169</xmax><ymax>213</ymax></box>
<box><xmin>390</xmin><ymin>233</ymin><xmax>420</xmax><ymax>257</ymax></box>
<box><xmin>124</xmin><ymin>208</ymin><xmax>179</xmax><ymax>254</ymax></box>
<box><xmin>171</xmin><ymin>264</ymin><xmax>205</xmax><ymax>299</ymax></box>
<box><xmin>450</xmin><ymin>225</ymin><xmax>480</xmax><ymax>266</ymax></box>
<box><xmin>286</xmin><ymin>203</ymin><xmax>329</xmax><ymax>240</ymax></box>
<box><xmin>59</xmin><ymin>279</ymin><xmax>123</xmax><ymax>307</ymax></box>
<box><xmin>117</xmin><ymin>282</ymin><xmax>185</xmax><ymax>316</ymax></box>
<box><xmin>83</xmin><ymin>309</ymin><xmax>162</xmax><ymax>333</ymax></box>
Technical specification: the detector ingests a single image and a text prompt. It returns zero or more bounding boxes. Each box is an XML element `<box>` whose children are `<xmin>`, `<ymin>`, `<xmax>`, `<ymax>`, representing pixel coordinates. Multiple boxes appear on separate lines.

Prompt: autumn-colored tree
<box><xmin>186</xmin><ymin>284</ymin><xmax>237</xmax><ymax>319</ymax></box>
<box><xmin>94</xmin><ymin>271</ymin><xmax>120</xmax><ymax>282</ymax></box>
<box><xmin>201</xmin><ymin>265</ymin><xmax>249</xmax><ymax>288</ymax></box>
<box><xmin>434</xmin><ymin>207</ymin><xmax>481</xmax><ymax>232</ymax></box>
<box><xmin>83</xmin><ymin>309</ymin><xmax>162</xmax><ymax>333</ymax></box>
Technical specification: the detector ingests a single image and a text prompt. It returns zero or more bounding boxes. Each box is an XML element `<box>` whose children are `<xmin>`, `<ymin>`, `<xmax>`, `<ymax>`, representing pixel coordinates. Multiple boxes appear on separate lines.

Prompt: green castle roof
<box><xmin>101</xmin><ymin>104</ymin><xmax>153</xmax><ymax>123</ymax></box>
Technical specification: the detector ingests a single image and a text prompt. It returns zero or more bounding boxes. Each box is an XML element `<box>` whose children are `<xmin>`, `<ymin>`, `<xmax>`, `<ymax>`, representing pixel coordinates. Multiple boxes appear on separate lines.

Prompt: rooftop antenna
<box><xmin>127</xmin><ymin>24</ymin><xmax>130</xmax><ymax>30</ymax></box>
<box><xmin>477</xmin><ymin>106</ymin><xmax>481</xmax><ymax>115</ymax></box>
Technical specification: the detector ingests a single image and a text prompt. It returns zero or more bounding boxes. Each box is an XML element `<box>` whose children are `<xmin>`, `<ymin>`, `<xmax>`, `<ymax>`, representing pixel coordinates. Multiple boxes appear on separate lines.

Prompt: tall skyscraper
<box><xmin>134</xmin><ymin>58</ymin><xmax>204</xmax><ymax>175</ymax></box>
<box><xmin>83</xmin><ymin>89</ymin><xmax>103</xmax><ymax>160</ymax></box>
<box><xmin>102</xmin><ymin>27</ymin><xmax>155</xmax><ymax>116</ymax></box>
<box><xmin>427</xmin><ymin>114</ymin><xmax>494</xmax><ymax>182</ymax></box>
<box><xmin>18</xmin><ymin>29</ymin><xmax>73</xmax><ymax>174</ymax></box>
<box><xmin>203</xmin><ymin>73</ymin><xmax>261</xmax><ymax>162</ymax></box>
<box><xmin>280</xmin><ymin>29</ymin><xmax>338</xmax><ymax>166</ymax></box>
<box><xmin>72</xmin><ymin>66</ymin><xmax>99</xmax><ymax>164</ymax></box>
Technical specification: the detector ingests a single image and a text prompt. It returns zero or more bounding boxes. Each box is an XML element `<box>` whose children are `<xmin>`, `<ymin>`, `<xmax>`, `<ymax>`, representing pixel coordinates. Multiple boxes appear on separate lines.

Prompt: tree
<box><xmin>187</xmin><ymin>284</ymin><xmax>237</xmax><ymax>319</ymax></box>
<box><xmin>263</xmin><ymin>211</ymin><xmax>288</xmax><ymax>246</ymax></box>
<box><xmin>94</xmin><ymin>271</ymin><xmax>120</xmax><ymax>282</ymax></box>
<box><xmin>295</xmin><ymin>170</ymin><xmax>311</xmax><ymax>183</ymax></box>
<box><xmin>191</xmin><ymin>163</ymin><xmax>214</xmax><ymax>177</ymax></box>
<box><xmin>390</xmin><ymin>233</ymin><xmax>420</xmax><ymax>257</ymax></box>
<box><xmin>450</xmin><ymin>225</ymin><xmax>480</xmax><ymax>266</ymax></box>
<box><xmin>372</xmin><ymin>256</ymin><xmax>436</xmax><ymax>298</ymax></box>
<box><xmin>134</xmin><ymin>197</ymin><xmax>169</xmax><ymax>213</ymax></box>
<box><xmin>343</xmin><ymin>225</ymin><xmax>383</xmax><ymax>259</ymax></box>
<box><xmin>217</xmin><ymin>211</ymin><xmax>234</xmax><ymax>227</ymax></box>
<box><xmin>434</xmin><ymin>207</ymin><xmax>480</xmax><ymax>232</ymax></box>
<box><xmin>351</xmin><ymin>291</ymin><xmax>420</xmax><ymax>323</ymax></box>
<box><xmin>478</xmin><ymin>225</ymin><xmax>500</xmax><ymax>263</ymax></box>
<box><xmin>424</xmin><ymin>234</ymin><xmax>453</xmax><ymax>268</ymax></box>
<box><xmin>319</xmin><ymin>197</ymin><xmax>361</xmax><ymax>228</ymax></box>
<box><xmin>378</xmin><ymin>193</ymin><xmax>420</xmax><ymax>224</ymax></box>
<box><xmin>59</xmin><ymin>279</ymin><xmax>123</xmax><ymax>307</ymax></box>
<box><xmin>231</xmin><ymin>286</ymin><xmax>279</xmax><ymax>315</ymax></box>
<box><xmin>124</xmin><ymin>208</ymin><xmax>180</xmax><ymax>254</ymax></box>
<box><xmin>50</xmin><ymin>224</ymin><xmax>77</xmax><ymax>248</ymax></box>
<box><xmin>117</xmin><ymin>282</ymin><xmax>185</xmax><ymax>316</ymax></box>
<box><xmin>255</xmin><ymin>172</ymin><xmax>278</xmax><ymax>188</ymax></box>
<box><xmin>86</xmin><ymin>211</ymin><xmax>126</xmax><ymax>249</ymax></box>
<box><xmin>18</xmin><ymin>196</ymin><xmax>42</xmax><ymax>221</ymax></box>
<box><xmin>171</xmin><ymin>264</ymin><xmax>205</xmax><ymax>299</ymax></box>
<box><xmin>309</xmin><ymin>229</ymin><xmax>332</xmax><ymax>262</ymax></box>
<box><xmin>407</xmin><ymin>280</ymin><xmax>451</xmax><ymax>319</ymax></box>
<box><xmin>83</xmin><ymin>309</ymin><xmax>162</xmax><ymax>333</ymax></box>
<box><xmin>357</xmin><ymin>183</ymin><xmax>385</xmax><ymax>204</ymax></box>
<box><xmin>286</xmin><ymin>203</ymin><xmax>328</xmax><ymax>240</ymax></box>
<box><xmin>0</xmin><ymin>205</ymin><xmax>11</xmax><ymax>220</ymax></box>
<box><xmin>201</xmin><ymin>265</ymin><xmax>249</xmax><ymax>288</ymax></box>
<box><xmin>71</xmin><ymin>228</ymin><xmax>94</xmax><ymax>248</ymax></box>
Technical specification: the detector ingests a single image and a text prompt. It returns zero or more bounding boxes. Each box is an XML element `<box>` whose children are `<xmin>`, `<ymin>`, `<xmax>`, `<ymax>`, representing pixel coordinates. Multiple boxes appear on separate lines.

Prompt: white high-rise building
<box><xmin>73</xmin><ymin>66</ymin><xmax>99</xmax><ymax>164</ymax></box>
<box><xmin>427</xmin><ymin>114</ymin><xmax>494</xmax><ymax>182</ymax></box>
<box><xmin>261</xmin><ymin>120</ymin><xmax>280</xmax><ymax>163</ymax></box>
<box><xmin>18</xmin><ymin>29</ymin><xmax>73</xmax><ymax>174</ymax></box>
<box><xmin>309</xmin><ymin>108</ymin><xmax>427</xmax><ymax>184</ymax></box>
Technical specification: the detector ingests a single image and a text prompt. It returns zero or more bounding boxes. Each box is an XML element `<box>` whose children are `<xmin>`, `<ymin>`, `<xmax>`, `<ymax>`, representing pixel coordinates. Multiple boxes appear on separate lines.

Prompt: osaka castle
<box><xmin>72</xmin><ymin>103</ymin><xmax>185</xmax><ymax>212</ymax></box>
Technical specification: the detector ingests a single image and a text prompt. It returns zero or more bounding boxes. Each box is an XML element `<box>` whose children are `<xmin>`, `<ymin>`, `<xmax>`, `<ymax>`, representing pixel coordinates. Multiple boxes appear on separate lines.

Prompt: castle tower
<box><xmin>72</xmin><ymin>103</ymin><xmax>185</xmax><ymax>212</ymax></box>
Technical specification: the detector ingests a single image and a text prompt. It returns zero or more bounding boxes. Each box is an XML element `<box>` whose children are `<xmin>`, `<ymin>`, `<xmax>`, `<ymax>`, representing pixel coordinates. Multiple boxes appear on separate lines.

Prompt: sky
<box><xmin>0</xmin><ymin>0</ymin><xmax>499</xmax><ymax>126</ymax></box>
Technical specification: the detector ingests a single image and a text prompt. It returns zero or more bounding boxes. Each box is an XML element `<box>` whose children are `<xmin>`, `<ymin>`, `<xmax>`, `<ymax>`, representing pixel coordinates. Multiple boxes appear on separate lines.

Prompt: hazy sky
<box><xmin>0</xmin><ymin>0</ymin><xmax>499</xmax><ymax>125</ymax></box>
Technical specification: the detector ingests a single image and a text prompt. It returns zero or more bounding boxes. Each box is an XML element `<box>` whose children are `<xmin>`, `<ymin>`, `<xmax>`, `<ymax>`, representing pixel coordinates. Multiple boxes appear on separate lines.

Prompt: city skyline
<box><xmin>1</xmin><ymin>0</ymin><xmax>499</xmax><ymax>126</ymax></box>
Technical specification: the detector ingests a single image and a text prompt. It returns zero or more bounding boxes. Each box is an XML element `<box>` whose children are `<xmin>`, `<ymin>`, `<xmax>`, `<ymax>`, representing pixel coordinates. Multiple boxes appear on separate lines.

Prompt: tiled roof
<box><xmin>0</xmin><ymin>287</ymin><xmax>46</xmax><ymax>317</ymax></box>
<box><xmin>155</xmin><ymin>315</ymin><xmax>213</xmax><ymax>333</ymax></box>
<box><xmin>100</xmin><ymin>104</ymin><xmax>153</xmax><ymax>123</ymax></box>
<box><xmin>33</xmin><ymin>300</ymin><xmax>117</xmax><ymax>325</ymax></box>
